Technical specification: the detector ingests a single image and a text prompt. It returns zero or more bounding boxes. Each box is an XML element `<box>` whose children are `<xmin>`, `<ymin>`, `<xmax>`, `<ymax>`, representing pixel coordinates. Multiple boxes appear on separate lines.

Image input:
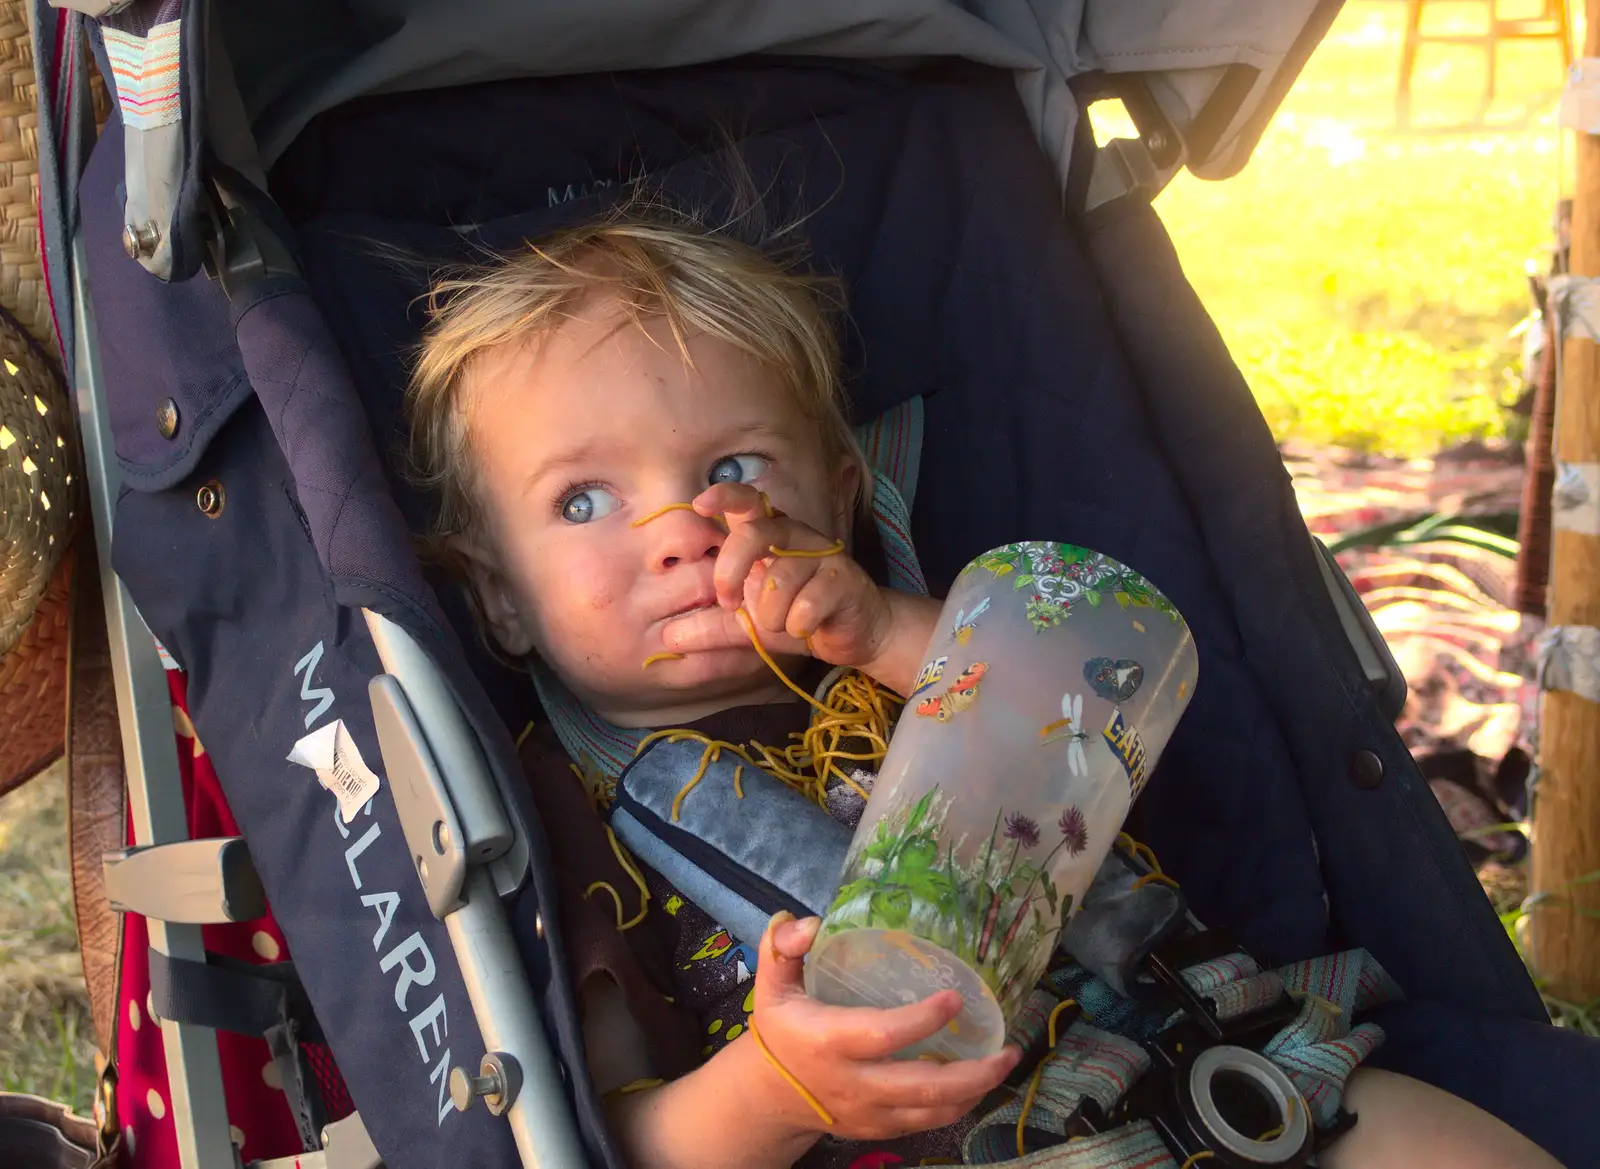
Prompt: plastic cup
<box><xmin>804</xmin><ymin>540</ymin><xmax>1197</xmax><ymax>1061</ymax></box>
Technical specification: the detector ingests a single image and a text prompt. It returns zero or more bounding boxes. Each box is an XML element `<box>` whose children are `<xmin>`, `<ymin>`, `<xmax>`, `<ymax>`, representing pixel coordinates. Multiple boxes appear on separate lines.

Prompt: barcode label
<box><xmin>287</xmin><ymin>720</ymin><xmax>381</xmax><ymax>823</ymax></box>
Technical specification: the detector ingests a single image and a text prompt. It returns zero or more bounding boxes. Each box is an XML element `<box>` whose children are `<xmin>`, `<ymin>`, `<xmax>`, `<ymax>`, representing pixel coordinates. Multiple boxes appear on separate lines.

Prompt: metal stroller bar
<box><xmin>71</xmin><ymin>233</ymin><xmax>240</xmax><ymax>1169</ymax></box>
<box><xmin>365</xmin><ymin>609</ymin><xmax>586</xmax><ymax>1167</ymax></box>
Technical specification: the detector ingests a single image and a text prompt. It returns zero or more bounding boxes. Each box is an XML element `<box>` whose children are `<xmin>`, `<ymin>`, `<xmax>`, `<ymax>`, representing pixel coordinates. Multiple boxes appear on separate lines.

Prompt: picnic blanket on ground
<box><xmin>1287</xmin><ymin>445</ymin><xmax>1534</xmax><ymax>863</ymax></box>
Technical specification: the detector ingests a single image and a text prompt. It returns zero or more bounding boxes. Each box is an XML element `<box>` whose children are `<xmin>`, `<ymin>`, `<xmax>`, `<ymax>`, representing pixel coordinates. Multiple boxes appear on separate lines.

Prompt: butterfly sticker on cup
<box><xmin>915</xmin><ymin>662</ymin><xmax>989</xmax><ymax>722</ymax></box>
<box><xmin>1039</xmin><ymin>692</ymin><xmax>1090</xmax><ymax>776</ymax></box>
<box><xmin>949</xmin><ymin>597</ymin><xmax>991</xmax><ymax>646</ymax></box>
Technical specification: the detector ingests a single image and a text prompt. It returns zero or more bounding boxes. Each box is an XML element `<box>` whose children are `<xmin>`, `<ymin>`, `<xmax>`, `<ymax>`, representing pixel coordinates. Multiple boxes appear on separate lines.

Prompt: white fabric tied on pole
<box><xmin>1561</xmin><ymin>58</ymin><xmax>1600</xmax><ymax>134</ymax></box>
<box><xmin>1537</xmin><ymin>626</ymin><xmax>1600</xmax><ymax>704</ymax></box>
<box><xmin>1547</xmin><ymin>274</ymin><xmax>1600</xmax><ymax>345</ymax></box>
<box><xmin>1554</xmin><ymin>462</ymin><xmax>1600</xmax><ymax>536</ymax></box>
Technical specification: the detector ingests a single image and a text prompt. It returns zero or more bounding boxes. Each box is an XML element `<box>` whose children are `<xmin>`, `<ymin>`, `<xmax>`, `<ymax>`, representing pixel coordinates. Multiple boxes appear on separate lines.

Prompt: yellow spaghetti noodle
<box><xmin>747</xmin><ymin>1017</ymin><xmax>834</xmax><ymax>1126</ymax></box>
<box><xmin>1015</xmin><ymin>999</ymin><xmax>1083</xmax><ymax>1155</ymax></box>
<box><xmin>608</xmin><ymin>613</ymin><xmax>905</xmax><ymax>933</ymax></box>
<box><xmin>631</xmin><ymin>502</ymin><xmax>696</xmax><ymax>527</ymax></box>
<box><xmin>604</xmin><ymin>1078</ymin><xmax>666</xmax><ymax>1102</ymax></box>
<box><xmin>585</xmin><ymin>824</ymin><xmax>651</xmax><ymax>930</ymax></box>
<box><xmin>1117</xmin><ymin>833</ymin><xmax>1162</xmax><ymax>874</ymax></box>
<box><xmin>768</xmin><ymin>539</ymin><xmax>845</xmax><ymax>559</ymax></box>
<box><xmin>641</xmin><ymin>651</ymin><xmax>685</xmax><ymax>669</ymax></box>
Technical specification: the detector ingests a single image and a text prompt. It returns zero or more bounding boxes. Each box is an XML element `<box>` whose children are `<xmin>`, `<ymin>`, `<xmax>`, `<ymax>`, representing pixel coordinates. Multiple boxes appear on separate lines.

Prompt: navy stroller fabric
<box><xmin>80</xmin><ymin>56</ymin><xmax>1595</xmax><ymax>1169</ymax></box>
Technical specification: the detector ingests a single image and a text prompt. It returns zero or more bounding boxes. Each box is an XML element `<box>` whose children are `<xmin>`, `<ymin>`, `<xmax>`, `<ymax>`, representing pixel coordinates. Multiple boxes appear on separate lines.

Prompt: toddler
<box><xmin>406</xmin><ymin>213</ymin><xmax>1563</xmax><ymax>1169</ymax></box>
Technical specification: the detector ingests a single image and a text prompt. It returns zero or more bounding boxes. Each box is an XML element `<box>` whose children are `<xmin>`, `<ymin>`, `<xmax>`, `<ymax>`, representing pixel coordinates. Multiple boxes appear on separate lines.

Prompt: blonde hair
<box><xmin>406</xmin><ymin>213</ymin><xmax>868</xmax><ymax>545</ymax></box>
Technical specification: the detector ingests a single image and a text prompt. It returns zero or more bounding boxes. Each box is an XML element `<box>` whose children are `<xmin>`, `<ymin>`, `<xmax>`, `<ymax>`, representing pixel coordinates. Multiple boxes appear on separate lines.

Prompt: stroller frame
<box><xmin>32</xmin><ymin>2</ymin><xmax>1434</xmax><ymax>1166</ymax></box>
<box><xmin>72</xmin><ymin>224</ymin><xmax>581</xmax><ymax>1166</ymax></box>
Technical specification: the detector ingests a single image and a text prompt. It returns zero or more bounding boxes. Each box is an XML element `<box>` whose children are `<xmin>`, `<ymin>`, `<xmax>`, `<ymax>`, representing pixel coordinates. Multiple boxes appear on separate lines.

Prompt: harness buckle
<box><xmin>1145</xmin><ymin>929</ymin><xmax>1300</xmax><ymax>1044</ymax></box>
<box><xmin>1128</xmin><ymin>1031</ymin><xmax>1317</xmax><ymax>1168</ymax></box>
<box><xmin>1064</xmin><ymin>931</ymin><xmax>1332</xmax><ymax>1166</ymax></box>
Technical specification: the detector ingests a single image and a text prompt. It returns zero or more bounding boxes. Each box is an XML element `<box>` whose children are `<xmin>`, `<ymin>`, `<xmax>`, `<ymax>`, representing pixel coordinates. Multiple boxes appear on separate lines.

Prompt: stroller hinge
<box><xmin>201</xmin><ymin>176</ymin><xmax>300</xmax><ymax>301</ymax></box>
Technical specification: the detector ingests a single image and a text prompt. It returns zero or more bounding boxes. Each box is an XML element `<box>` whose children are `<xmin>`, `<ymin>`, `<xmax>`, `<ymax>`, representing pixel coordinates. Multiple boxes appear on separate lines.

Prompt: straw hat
<box><xmin>0</xmin><ymin>8</ymin><xmax>103</xmax><ymax>798</ymax></box>
<box><xmin>0</xmin><ymin>310</ymin><xmax>79</xmax><ymax>796</ymax></box>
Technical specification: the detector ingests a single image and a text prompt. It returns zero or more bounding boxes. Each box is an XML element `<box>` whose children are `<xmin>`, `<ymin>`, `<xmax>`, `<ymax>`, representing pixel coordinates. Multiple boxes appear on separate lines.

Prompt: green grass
<box><xmin>1144</xmin><ymin>0</ymin><xmax>1568</xmax><ymax>456</ymax></box>
<box><xmin>0</xmin><ymin>764</ymin><xmax>99</xmax><ymax>1114</ymax></box>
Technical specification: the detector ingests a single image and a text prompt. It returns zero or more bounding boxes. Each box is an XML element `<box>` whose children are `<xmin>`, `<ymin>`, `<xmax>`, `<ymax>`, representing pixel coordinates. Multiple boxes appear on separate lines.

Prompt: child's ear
<box><xmin>448</xmin><ymin>534</ymin><xmax>536</xmax><ymax>658</ymax></box>
<box><xmin>833</xmin><ymin>458</ymin><xmax>863</xmax><ymax>538</ymax></box>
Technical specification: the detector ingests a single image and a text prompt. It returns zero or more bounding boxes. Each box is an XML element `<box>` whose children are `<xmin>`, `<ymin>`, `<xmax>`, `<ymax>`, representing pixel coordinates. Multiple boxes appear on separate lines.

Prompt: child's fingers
<box><xmin>782</xmin><ymin>561</ymin><xmax>854</xmax><ymax>644</ymax></box>
<box><xmin>716</xmin><ymin>519</ymin><xmax>843</xmax><ymax>612</ymax></box>
<box><xmin>855</xmin><ymin>1046</ymin><xmax>1021</xmax><ymax>1107</ymax></box>
<box><xmin>660</xmin><ymin>604</ymin><xmax>806</xmax><ymax>657</ymax></box>
<box><xmin>747</xmin><ymin>555</ymin><xmax>821</xmax><ymax>636</ymax></box>
<box><xmin>752</xmin><ymin>913</ymin><xmax>816</xmax><ymax>1012</ymax></box>
<box><xmin>770</xmin><ymin>915</ymin><xmax>821</xmax><ymax>961</ymax></box>
<box><xmin>694</xmin><ymin>482</ymin><xmax>771</xmax><ymax>524</ymax></box>
<box><xmin>825</xmin><ymin>991</ymin><xmax>964</xmax><ymax>1061</ymax></box>
<box><xmin>712</xmin><ymin>514</ymin><xmax>785</xmax><ymax>609</ymax></box>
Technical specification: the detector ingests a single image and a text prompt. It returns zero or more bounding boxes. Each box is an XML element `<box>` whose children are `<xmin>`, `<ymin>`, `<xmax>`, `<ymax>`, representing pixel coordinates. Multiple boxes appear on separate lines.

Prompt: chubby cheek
<box><xmin>512</xmin><ymin>538</ymin><xmax>637</xmax><ymax>667</ymax></box>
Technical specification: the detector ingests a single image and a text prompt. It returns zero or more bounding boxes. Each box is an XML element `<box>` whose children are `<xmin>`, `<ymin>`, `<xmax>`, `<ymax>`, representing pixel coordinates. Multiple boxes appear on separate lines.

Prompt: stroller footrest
<box><xmin>103</xmin><ymin>837</ymin><xmax>267</xmax><ymax>924</ymax></box>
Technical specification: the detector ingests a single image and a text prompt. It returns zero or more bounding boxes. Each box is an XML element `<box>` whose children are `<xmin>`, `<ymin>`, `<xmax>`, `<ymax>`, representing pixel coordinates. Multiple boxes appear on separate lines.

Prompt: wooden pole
<box><xmin>1530</xmin><ymin>0</ymin><xmax>1600</xmax><ymax>1004</ymax></box>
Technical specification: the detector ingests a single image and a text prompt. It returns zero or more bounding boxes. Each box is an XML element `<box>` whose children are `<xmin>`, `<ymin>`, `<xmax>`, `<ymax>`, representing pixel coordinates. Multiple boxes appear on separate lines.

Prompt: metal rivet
<box><xmin>1349</xmin><ymin>750</ymin><xmax>1384</xmax><ymax>790</ymax></box>
<box><xmin>122</xmin><ymin>220</ymin><xmax>161</xmax><ymax>260</ymax></box>
<box><xmin>156</xmin><ymin>397</ymin><xmax>180</xmax><ymax>439</ymax></box>
<box><xmin>1145</xmin><ymin>130</ymin><xmax>1170</xmax><ymax>155</ymax></box>
<box><xmin>195</xmin><ymin>480</ymin><xmax>225</xmax><ymax>518</ymax></box>
<box><xmin>449</xmin><ymin>1052</ymin><xmax>520</xmax><ymax>1116</ymax></box>
<box><xmin>534</xmin><ymin>912</ymin><xmax>545</xmax><ymax>940</ymax></box>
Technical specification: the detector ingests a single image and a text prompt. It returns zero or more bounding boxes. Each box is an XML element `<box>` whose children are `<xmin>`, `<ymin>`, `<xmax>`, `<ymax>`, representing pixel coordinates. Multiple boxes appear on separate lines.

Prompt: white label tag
<box><xmin>1561</xmin><ymin>59</ymin><xmax>1600</xmax><ymax>135</ymax></box>
<box><xmin>287</xmin><ymin>720</ymin><xmax>381</xmax><ymax>823</ymax></box>
<box><xmin>1554</xmin><ymin>462</ymin><xmax>1600</xmax><ymax>537</ymax></box>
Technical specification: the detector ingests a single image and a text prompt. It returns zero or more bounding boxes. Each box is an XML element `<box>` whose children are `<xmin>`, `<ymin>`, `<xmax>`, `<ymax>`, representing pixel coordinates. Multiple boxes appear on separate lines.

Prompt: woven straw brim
<box><xmin>0</xmin><ymin>0</ymin><xmax>107</xmax><ymax>795</ymax></box>
<box><xmin>0</xmin><ymin>6</ymin><xmax>110</xmax><ymax>349</ymax></box>
<box><xmin>0</xmin><ymin>546</ymin><xmax>67</xmax><ymax>797</ymax></box>
<box><xmin>1</xmin><ymin>303</ymin><xmax>79</xmax><ymax>657</ymax></box>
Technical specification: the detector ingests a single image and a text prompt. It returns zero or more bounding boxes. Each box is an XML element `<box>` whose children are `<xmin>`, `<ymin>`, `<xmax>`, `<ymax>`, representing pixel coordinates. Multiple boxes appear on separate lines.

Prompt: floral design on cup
<box><xmin>970</xmin><ymin>542</ymin><xmax>1180</xmax><ymax>633</ymax></box>
<box><xmin>823</xmin><ymin>787</ymin><xmax>1092</xmax><ymax>1019</ymax></box>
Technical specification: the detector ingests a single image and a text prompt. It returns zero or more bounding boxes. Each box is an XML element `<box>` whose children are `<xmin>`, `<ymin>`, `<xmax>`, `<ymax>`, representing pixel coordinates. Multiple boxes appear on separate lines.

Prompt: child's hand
<box><xmin>743</xmin><ymin>913</ymin><xmax>1020</xmax><ymax>1142</ymax></box>
<box><xmin>675</xmin><ymin>482</ymin><xmax>893</xmax><ymax>671</ymax></box>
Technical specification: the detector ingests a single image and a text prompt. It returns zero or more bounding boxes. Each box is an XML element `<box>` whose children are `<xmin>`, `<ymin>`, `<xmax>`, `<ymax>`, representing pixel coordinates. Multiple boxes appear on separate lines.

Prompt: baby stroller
<box><xmin>19</xmin><ymin>0</ymin><xmax>1600</xmax><ymax>1166</ymax></box>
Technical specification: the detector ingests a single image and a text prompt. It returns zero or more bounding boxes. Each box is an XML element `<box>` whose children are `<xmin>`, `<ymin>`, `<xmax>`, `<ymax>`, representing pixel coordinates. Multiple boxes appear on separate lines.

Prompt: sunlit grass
<box><xmin>0</xmin><ymin>765</ymin><xmax>98</xmax><ymax>1114</ymax></box>
<box><xmin>1152</xmin><ymin>1</ymin><xmax>1568</xmax><ymax>456</ymax></box>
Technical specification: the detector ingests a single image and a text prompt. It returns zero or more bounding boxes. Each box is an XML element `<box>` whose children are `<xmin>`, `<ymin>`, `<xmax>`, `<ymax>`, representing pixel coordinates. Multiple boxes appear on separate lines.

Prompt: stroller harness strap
<box><xmin>600</xmin><ymin>733</ymin><xmax>1399</xmax><ymax>1167</ymax></box>
<box><xmin>148</xmin><ymin>949</ymin><xmax>329</xmax><ymax>1152</ymax></box>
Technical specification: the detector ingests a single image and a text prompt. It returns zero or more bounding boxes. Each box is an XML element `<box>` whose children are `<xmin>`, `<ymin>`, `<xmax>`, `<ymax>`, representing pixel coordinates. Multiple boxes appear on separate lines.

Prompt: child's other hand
<box><xmin>744</xmin><ymin>912</ymin><xmax>1020</xmax><ymax>1142</ymax></box>
<box><xmin>672</xmin><ymin>482</ymin><xmax>892</xmax><ymax>670</ymax></box>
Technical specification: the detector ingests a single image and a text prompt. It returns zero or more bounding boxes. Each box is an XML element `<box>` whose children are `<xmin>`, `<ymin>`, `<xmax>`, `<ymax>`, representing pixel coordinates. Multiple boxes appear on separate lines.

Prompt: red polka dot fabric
<box><xmin>113</xmin><ymin>670</ymin><xmax>341</xmax><ymax>1165</ymax></box>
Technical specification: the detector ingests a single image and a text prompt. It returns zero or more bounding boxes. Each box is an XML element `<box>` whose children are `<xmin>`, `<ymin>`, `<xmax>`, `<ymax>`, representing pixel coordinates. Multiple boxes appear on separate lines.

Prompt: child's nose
<box><xmin>652</xmin><ymin>515</ymin><xmax>723</xmax><ymax>570</ymax></box>
<box><xmin>660</xmin><ymin>542</ymin><xmax>721</xmax><ymax>570</ymax></box>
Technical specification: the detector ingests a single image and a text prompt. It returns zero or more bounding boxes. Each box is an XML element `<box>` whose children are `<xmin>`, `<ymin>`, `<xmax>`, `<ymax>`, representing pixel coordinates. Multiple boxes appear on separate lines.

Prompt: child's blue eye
<box><xmin>560</xmin><ymin>486</ymin><xmax>620</xmax><ymax>524</ymax></box>
<box><xmin>708</xmin><ymin>454</ymin><xmax>770</xmax><ymax>486</ymax></box>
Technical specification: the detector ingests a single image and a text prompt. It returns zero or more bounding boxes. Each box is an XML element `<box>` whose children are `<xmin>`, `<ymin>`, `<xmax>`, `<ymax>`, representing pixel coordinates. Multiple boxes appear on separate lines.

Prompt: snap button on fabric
<box><xmin>156</xmin><ymin>397</ymin><xmax>180</xmax><ymax>439</ymax></box>
<box><xmin>196</xmin><ymin>480</ymin><xmax>225</xmax><ymax>519</ymax></box>
<box><xmin>1349</xmin><ymin>749</ymin><xmax>1384</xmax><ymax>790</ymax></box>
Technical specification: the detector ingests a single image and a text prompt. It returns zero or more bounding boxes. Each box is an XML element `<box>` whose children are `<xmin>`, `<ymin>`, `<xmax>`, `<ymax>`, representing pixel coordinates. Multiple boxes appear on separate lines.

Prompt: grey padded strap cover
<box><xmin>611</xmin><ymin>737</ymin><xmax>852</xmax><ymax>948</ymax></box>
